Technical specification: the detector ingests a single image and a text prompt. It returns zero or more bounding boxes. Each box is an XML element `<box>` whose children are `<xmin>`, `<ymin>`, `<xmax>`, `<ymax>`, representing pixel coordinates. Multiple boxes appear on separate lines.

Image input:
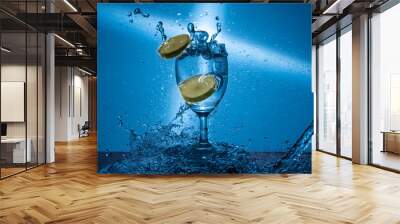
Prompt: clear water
<box><xmin>175</xmin><ymin>22</ymin><xmax>228</xmax><ymax>114</ymax></box>
<box><xmin>176</xmin><ymin>56</ymin><xmax>227</xmax><ymax>114</ymax></box>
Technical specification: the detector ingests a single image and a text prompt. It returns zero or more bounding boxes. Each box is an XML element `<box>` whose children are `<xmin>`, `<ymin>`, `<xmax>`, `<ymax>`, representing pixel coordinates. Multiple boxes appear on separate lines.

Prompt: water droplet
<box><xmin>134</xmin><ymin>8</ymin><xmax>141</xmax><ymax>15</ymax></box>
<box><xmin>210</xmin><ymin>22</ymin><xmax>222</xmax><ymax>41</ymax></box>
<box><xmin>156</xmin><ymin>21</ymin><xmax>167</xmax><ymax>42</ymax></box>
<box><xmin>187</xmin><ymin>23</ymin><xmax>195</xmax><ymax>34</ymax></box>
<box><xmin>133</xmin><ymin>8</ymin><xmax>150</xmax><ymax>18</ymax></box>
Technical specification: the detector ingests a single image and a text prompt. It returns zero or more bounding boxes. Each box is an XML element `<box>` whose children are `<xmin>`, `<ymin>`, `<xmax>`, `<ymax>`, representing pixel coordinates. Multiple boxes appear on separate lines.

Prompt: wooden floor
<box><xmin>1</xmin><ymin>167</ymin><xmax>26</xmax><ymax>178</ymax></box>
<box><xmin>372</xmin><ymin>150</ymin><xmax>400</xmax><ymax>171</ymax></box>
<box><xmin>1</xmin><ymin>135</ymin><xmax>400</xmax><ymax>224</ymax></box>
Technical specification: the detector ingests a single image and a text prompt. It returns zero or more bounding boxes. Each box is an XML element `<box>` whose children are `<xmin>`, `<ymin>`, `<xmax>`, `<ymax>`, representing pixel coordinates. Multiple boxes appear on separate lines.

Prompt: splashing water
<box><xmin>183</xmin><ymin>21</ymin><xmax>227</xmax><ymax>61</ymax></box>
<box><xmin>210</xmin><ymin>22</ymin><xmax>222</xmax><ymax>41</ymax></box>
<box><xmin>98</xmin><ymin>104</ymin><xmax>312</xmax><ymax>174</ymax></box>
<box><xmin>173</xmin><ymin>104</ymin><xmax>190</xmax><ymax>123</ymax></box>
<box><xmin>156</xmin><ymin>21</ymin><xmax>167</xmax><ymax>42</ymax></box>
<box><xmin>187</xmin><ymin>22</ymin><xmax>195</xmax><ymax>35</ymax></box>
<box><xmin>107</xmin><ymin>14</ymin><xmax>313</xmax><ymax>174</ymax></box>
<box><xmin>132</xmin><ymin>8</ymin><xmax>150</xmax><ymax>18</ymax></box>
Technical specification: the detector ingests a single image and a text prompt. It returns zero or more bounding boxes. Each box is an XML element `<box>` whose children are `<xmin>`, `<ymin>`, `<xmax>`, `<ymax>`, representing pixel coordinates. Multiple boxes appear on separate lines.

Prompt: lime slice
<box><xmin>178</xmin><ymin>74</ymin><xmax>217</xmax><ymax>103</ymax></box>
<box><xmin>158</xmin><ymin>34</ymin><xmax>191</xmax><ymax>59</ymax></box>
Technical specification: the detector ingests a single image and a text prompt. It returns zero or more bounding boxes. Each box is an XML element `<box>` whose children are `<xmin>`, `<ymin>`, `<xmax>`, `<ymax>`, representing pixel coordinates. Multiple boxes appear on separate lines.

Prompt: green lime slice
<box><xmin>158</xmin><ymin>34</ymin><xmax>191</xmax><ymax>59</ymax></box>
<box><xmin>178</xmin><ymin>74</ymin><xmax>217</xmax><ymax>103</ymax></box>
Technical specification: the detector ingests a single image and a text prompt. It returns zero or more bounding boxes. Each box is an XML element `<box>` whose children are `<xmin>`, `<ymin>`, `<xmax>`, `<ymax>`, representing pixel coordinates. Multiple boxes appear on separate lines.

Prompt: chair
<box><xmin>78</xmin><ymin>121</ymin><xmax>90</xmax><ymax>138</ymax></box>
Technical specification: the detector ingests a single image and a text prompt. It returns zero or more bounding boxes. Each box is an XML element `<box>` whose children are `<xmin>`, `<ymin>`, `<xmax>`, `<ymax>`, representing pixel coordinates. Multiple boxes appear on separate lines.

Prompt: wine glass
<box><xmin>175</xmin><ymin>33</ymin><xmax>228</xmax><ymax>150</ymax></box>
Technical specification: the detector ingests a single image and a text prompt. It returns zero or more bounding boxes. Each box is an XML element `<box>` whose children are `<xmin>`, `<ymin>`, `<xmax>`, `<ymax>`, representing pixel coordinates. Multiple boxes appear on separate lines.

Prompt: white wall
<box><xmin>72</xmin><ymin>73</ymin><xmax>89</xmax><ymax>138</ymax></box>
<box><xmin>1</xmin><ymin>65</ymin><xmax>39</xmax><ymax>137</ymax></box>
<box><xmin>1</xmin><ymin>65</ymin><xmax>27</xmax><ymax>140</ymax></box>
<box><xmin>55</xmin><ymin>67</ymin><xmax>89</xmax><ymax>141</ymax></box>
<box><xmin>55</xmin><ymin>67</ymin><xmax>70</xmax><ymax>141</ymax></box>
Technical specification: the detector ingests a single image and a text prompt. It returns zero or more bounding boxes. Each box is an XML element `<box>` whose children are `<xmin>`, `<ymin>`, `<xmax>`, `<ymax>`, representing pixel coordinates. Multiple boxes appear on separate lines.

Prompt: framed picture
<box><xmin>98</xmin><ymin>3</ymin><xmax>313</xmax><ymax>174</ymax></box>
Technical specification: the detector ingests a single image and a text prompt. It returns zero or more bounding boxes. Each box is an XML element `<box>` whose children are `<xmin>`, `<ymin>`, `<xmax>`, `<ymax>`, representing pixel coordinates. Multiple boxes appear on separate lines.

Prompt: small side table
<box><xmin>381</xmin><ymin>131</ymin><xmax>400</xmax><ymax>154</ymax></box>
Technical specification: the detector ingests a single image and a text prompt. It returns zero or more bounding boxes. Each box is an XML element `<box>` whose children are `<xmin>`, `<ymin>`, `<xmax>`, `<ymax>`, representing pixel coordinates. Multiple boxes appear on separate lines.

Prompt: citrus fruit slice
<box><xmin>178</xmin><ymin>74</ymin><xmax>217</xmax><ymax>103</ymax></box>
<box><xmin>158</xmin><ymin>34</ymin><xmax>191</xmax><ymax>58</ymax></box>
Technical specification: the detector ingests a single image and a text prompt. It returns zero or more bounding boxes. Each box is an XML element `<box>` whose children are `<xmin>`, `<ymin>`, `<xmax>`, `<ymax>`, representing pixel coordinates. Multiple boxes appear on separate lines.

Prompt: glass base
<box><xmin>189</xmin><ymin>142</ymin><xmax>215</xmax><ymax>160</ymax></box>
<box><xmin>195</xmin><ymin>142</ymin><xmax>213</xmax><ymax>150</ymax></box>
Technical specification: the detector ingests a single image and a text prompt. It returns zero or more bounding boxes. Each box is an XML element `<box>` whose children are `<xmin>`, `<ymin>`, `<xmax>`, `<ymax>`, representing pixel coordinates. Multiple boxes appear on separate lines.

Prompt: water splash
<box><xmin>183</xmin><ymin>22</ymin><xmax>227</xmax><ymax>59</ymax></box>
<box><xmin>270</xmin><ymin>124</ymin><xmax>313</xmax><ymax>173</ymax></box>
<box><xmin>98</xmin><ymin>105</ymin><xmax>312</xmax><ymax>174</ymax></box>
<box><xmin>133</xmin><ymin>8</ymin><xmax>150</xmax><ymax>18</ymax></box>
<box><xmin>156</xmin><ymin>21</ymin><xmax>167</xmax><ymax>42</ymax></box>
<box><xmin>210</xmin><ymin>22</ymin><xmax>222</xmax><ymax>41</ymax></box>
<box><xmin>173</xmin><ymin>104</ymin><xmax>190</xmax><ymax>123</ymax></box>
<box><xmin>187</xmin><ymin>23</ymin><xmax>195</xmax><ymax>35</ymax></box>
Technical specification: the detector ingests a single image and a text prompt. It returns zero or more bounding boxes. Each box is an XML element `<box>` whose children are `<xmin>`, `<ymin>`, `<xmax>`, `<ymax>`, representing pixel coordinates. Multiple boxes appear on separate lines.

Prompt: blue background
<box><xmin>98</xmin><ymin>3</ymin><xmax>312</xmax><ymax>153</ymax></box>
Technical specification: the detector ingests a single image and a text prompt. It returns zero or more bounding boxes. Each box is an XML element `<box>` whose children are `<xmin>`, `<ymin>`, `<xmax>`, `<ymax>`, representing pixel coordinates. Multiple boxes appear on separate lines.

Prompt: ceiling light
<box><xmin>78</xmin><ymin>67</ymin><xmax>93</xmax><ymax>76</ymax></box>
<box><xmin>1</xmin><ymin>47</ymin><xmax>11</xmax><ymax>53</ymax></box>
<box><xmin>322</xmin><ymin>0</ymin><xmax>354</xmax><ymax>15</ymax></box>
<box><xmin>63</xmin><ymin>0</ymin><xmax>78</xmax><ymax>12</ymax></box>
<box><xmin>54</xmin><ymin>34</ymin><xmax>75</xmax><ymax>48</ymax></box>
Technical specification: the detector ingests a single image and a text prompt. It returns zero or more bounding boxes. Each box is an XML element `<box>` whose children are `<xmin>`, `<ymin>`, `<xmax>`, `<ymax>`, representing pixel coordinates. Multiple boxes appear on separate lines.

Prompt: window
<box><xmin>339</xmin><ymin>27</ymin><xmax>352</xmax><ymax>158</ymax></box>
<box><xmin>0</xmin><ymin>1</ymin><xmax>47</xmax><ymax>179</ymax></box>
<box><xmin>317</xmin><ymin>35</ymin><xmax>337</xmax><ymax>154</ymax></box>
<box><xmin>370</xmin><ymin>3</ymin><xmax>400</xmax><ymax>171</ymax></box>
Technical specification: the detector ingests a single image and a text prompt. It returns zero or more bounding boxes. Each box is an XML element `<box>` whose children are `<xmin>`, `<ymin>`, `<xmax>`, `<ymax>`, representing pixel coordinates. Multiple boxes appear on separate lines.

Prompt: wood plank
<box><xmin>1</xmin><ymin>134</ymin><xmax>400</xmax><ymax>223</ymax></box>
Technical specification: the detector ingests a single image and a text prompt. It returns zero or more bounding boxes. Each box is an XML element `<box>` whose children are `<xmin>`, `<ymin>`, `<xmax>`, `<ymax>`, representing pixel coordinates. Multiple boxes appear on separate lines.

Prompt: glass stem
<box><xmin>199</xmin><ymin>114</ymin><xmax>209</xmax><ymax>144</ymax></box>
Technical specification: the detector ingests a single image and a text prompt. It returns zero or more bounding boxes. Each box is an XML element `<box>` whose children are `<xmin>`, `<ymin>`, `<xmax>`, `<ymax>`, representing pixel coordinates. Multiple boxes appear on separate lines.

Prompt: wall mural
<box><xmin>98</xmin><ymin>3</ymin><xmax>313</xmax><ymax>174</ymax></box>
